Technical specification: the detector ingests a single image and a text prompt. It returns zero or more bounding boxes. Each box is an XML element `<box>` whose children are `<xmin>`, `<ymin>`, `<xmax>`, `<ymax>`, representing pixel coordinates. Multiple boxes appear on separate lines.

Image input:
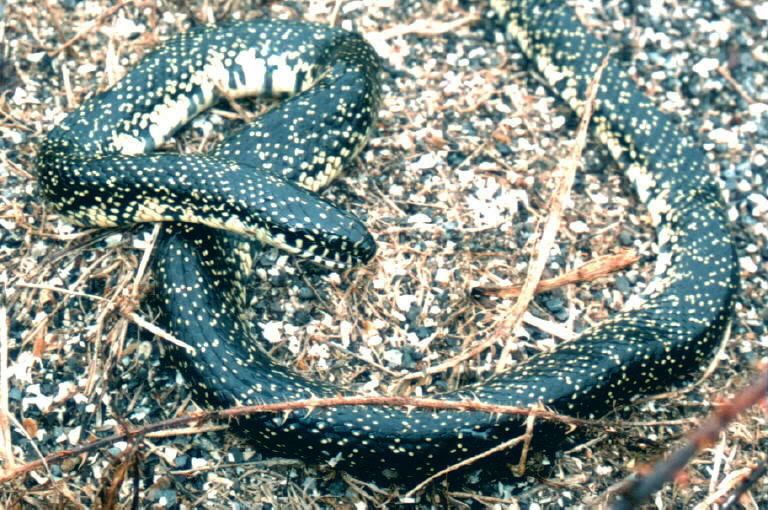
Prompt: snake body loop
<box><xmin>38</xmin><ymin>1</ymin><xmax>738</xmax><ymax>483</ymax></box>
<box><xmin>38</xmin><ymin>19</ymin><xmax>379</xmax><ymax>269</ymax></box>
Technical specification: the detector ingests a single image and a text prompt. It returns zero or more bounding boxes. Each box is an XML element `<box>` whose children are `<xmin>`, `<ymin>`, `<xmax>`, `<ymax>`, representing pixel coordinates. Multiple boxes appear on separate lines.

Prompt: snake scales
<box><xmin>37</xmin><ymin>0</ymin><xmax>738</xmax><ymax>484</ymax></box>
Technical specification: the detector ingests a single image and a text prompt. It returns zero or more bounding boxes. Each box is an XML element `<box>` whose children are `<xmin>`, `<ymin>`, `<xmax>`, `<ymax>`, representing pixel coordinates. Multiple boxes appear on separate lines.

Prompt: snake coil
<box><xmin>38</xmin><ymin>1</ymin><xmax>738</xmax><ymax>483</ymax></box>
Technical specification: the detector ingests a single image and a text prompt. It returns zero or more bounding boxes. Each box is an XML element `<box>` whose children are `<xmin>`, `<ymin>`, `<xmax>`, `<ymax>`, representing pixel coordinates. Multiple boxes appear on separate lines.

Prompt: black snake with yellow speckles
<box><xmin>37</xmin><ymin>1</ymin><xmax>738</xmax><ymax>483</ymax></box>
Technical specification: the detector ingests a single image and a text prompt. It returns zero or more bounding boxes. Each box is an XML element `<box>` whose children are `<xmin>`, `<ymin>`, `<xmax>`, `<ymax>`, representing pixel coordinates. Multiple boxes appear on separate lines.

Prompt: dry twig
<box><xmin>401</xmin><ymin>52</ymin><xmax>613</xmax><ymax>379</ymax></box>
<box><xmin>721</xmin><ymin>462</ymin><xmax>767</xmax><ymax>510</ymax></box>
<box><xmin>49</xmin><ymin>1</ymin><xmax>134</xmax><ymax>57</ymax></box>
<box><xmin>472</xmin><ymin>248</ymin><xmax>638</xmax><ymax>299</ymax></box>
<box><xmin>611</xmin><ymin>366</ymin><xmax>768</xmax><ymax>509</ymax></box>
<box><xmin>0</xmin><ymin>392</ymin><xmax>677</xmax><ymax>485</ymax></box>
<box><xmin>494</xmin><ymin>52</ymin><xmax>612</xmax><ymax>370</ymax></box>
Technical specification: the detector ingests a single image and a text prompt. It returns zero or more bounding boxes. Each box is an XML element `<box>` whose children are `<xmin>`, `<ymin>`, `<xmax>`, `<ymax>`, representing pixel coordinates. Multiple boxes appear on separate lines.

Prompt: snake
<box><xmin>37</xmin><ymin>0</ymin><xmax>738</xmax><ymax>484</ymax></box>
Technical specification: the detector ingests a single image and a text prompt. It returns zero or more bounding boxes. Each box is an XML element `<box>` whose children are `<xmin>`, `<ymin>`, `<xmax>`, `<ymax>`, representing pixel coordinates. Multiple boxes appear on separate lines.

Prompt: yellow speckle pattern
<box><xmin>38</xmin><ymin>19</ymin><xmax>380</xmax><ymax>268</ymax></box>
<box><xmin>37</xmin><ymin>4</ymin><xmax>738</xmax><ymax>484</ymax></box>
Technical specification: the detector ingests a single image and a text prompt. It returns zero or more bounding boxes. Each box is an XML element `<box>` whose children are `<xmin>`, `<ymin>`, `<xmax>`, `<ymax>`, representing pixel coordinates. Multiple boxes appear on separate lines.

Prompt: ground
<box><xmin>1</xmin><ymin>0</ymin><xmax>767</xmax><ymax>508</ymax></box>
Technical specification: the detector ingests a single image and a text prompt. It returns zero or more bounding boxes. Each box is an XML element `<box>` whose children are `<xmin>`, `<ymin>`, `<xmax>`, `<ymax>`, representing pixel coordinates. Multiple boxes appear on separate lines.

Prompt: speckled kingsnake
<box><xmin>37</xmin><ymin>1</ymin><xmax>738</xmax><ymax>483</ymax></box>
